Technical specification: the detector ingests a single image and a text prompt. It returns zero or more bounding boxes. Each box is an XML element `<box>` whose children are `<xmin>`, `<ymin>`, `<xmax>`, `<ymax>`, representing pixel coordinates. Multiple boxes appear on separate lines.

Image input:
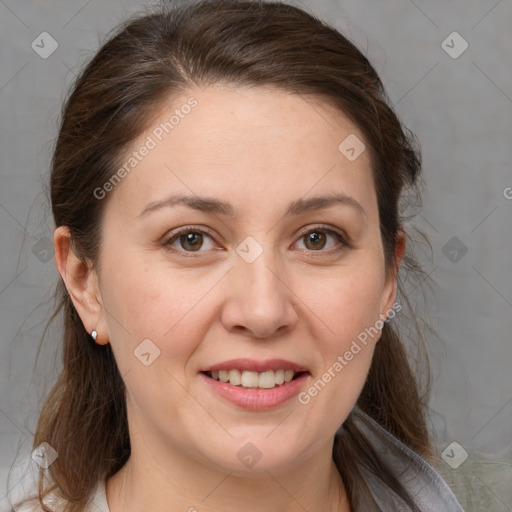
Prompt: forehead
<box><xmin>104</xmin><ymin>85</ymin><xmax>377</xmax><ymax>223</ymax></box>
<box><xmin>158</xmin><ymin>84</ymin><xmax>366</xmax><ymax>153</ymax></box>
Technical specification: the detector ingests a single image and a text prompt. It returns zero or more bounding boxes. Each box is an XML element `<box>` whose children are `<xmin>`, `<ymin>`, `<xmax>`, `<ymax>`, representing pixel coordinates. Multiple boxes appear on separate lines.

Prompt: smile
<box><xmin>199</xmin><ymin>359</ymin><xmax>311</xmax><ymax>410</ymax></box>
<box><xmin>204</xmin><ymin>369</ymin><xmax>301</xmax><ymax>389</ymax></box>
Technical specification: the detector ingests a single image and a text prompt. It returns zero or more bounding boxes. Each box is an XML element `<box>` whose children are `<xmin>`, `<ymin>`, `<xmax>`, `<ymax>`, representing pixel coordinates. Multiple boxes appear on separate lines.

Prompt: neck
<box><xmin>106</xmin><ymin>437</ymin><xmax>350</xmax><ymax>512</ymax></box>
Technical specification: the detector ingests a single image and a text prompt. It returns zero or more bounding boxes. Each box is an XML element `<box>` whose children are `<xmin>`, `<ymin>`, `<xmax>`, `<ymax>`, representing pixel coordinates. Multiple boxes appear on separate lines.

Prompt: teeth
<box><xmin>241</xmin><ymin>371</ymin><xmax>259</xmax><ymax>388</ymax></box>
<box><xmin>258</xmin><ymin>371</ymin><xmax>275</xmax><ymax>389</ymax></box>
<box><xmin>208</xmin><ymin>369</ymin><xmax>300</xmax><ymax>389</ymax></box>
<box><xmin>228</xmin><ymin>369</ymin><xmax>242</xmax><ymax>386</ymax></box>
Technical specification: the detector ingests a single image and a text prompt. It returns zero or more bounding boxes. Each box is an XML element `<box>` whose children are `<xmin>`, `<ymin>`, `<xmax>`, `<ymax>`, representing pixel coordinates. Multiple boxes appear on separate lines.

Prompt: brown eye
<box><xmin>165</xmin><ymin>227</ymin><xmax>216</xmax><ymax>253</ymax></box>
<box><xmin>179</xmin><ymin>232</ymin><xmax>203</xmax><ymax>251</ymax></box>
<box><xmin>304</xmin><ymin>231</ymin><xmax>327</xmax><ymax>250</ymax></box>
<box><xmin>295</xmin><ymin>227</ymin><xmax>348</xmax><ymax>254</ymax></box>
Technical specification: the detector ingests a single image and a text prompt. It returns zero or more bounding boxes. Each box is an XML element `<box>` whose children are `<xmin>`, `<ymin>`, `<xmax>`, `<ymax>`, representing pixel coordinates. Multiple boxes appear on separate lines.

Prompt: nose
<box><xmin>220</xmin><ymin>250</ymin><xmax>299</xmax><ymax>339</ymax></box>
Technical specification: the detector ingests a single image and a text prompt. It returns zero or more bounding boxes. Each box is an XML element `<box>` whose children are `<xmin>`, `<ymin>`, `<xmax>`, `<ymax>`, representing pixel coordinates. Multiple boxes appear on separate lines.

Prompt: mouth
<box><xmin>201</xmin><ymin>369</ymin><xmax>309</xmax><ymax>390</ymax></box>
<box><xmin>199</xmin><ymin>359</ymin><xmax>311</xmax><ymax>410</ymax></box>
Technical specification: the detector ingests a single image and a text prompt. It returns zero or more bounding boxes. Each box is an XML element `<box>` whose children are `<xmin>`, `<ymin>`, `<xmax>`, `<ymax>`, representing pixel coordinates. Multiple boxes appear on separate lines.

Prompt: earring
<box><xmin>91</xmin><ymin>330</ymin><xmax>98</xmax><ymax>341</ymax></box>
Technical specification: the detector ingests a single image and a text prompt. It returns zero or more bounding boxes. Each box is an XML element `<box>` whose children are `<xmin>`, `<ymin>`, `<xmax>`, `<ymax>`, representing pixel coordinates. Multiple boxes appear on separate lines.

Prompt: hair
<box><xmin>12</xmin><ymin>1</ymin><xmax>436</xmax><ymax>511</ymax></box>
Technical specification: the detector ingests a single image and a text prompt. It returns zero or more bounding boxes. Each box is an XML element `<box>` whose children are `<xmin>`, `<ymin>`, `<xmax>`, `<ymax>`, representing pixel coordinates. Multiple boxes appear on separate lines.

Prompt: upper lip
<box><xmin>201</xmin><ymin>358</ymin><xmax>309</xmax><ymax>373</ymax></box>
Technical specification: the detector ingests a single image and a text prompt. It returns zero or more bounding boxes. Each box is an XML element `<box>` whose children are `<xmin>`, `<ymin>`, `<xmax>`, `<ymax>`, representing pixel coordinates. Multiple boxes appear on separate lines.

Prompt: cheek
<box><xmin>302</xmin><ymin>262</ymin><xmax>385</xmax><ymax>346</ymax></box>
<box><xmin>100</xmin><ymin>252</ymin><xmax>217</xmax><ymax>366</ymax></box>
<box><xmin>296</xmin><ymin>270</ymin><xmax>382</xmax><ymax>427</ymax></box>
<box><xmin>295</xmin><ymin>260</ymin><xmax>384</xmax><ymax>411</ymax></box>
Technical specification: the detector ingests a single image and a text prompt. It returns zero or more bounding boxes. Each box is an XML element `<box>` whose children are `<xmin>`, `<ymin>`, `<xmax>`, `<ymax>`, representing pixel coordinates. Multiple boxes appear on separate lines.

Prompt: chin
<box><xmin>195</xmin><ymin>435</ymin><xmax>310</xmax><ymax>475</ymax></box>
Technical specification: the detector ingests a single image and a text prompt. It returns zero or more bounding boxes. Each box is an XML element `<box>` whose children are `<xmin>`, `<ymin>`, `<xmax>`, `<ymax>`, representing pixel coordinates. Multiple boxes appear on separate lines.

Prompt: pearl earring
<box><xmin>91</xmin><ymin>330</ymin><xmax>98</xmax><ymax>341</ymax></box>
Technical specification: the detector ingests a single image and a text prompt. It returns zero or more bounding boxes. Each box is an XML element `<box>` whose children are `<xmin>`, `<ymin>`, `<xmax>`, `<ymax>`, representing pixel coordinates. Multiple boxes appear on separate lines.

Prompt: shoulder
<box><xmin>11</xmin><ymin>491</ymin><xmax>67</xmax><ymax>512</ymax></box>
<box><xmin>11</xmin><ymin>497</ymin><xmax>56</xmax><ymax>512</ymax></box>
<box><xmin>350</xmin><ymin>407</ymin><xmax>466</xmax><ymax>512</ymax></box>
<box><xmin>11</xmin><ymin>501</ymin><xmax>38</xmax><ymax>512</ymax></box>
<box><xmin>11</xmin><ymin>479</ymin><xmax>108</xmax><ymax>512</ymax></box>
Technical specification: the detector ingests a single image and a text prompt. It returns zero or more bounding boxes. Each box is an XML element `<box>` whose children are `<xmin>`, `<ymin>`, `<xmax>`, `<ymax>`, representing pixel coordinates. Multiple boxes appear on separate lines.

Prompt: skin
<box><xmin>54</xmin><ymin>84</ymin><xmax>405</xmax><ymax>512</ymax></box>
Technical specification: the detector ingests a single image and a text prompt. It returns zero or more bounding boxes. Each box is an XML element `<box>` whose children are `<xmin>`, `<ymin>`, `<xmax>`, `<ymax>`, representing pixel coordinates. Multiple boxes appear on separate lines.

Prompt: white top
<box><xmin>13</xmin><ymin>408</ymin><xmax>465</xmax><ymax>512</ymax></box>
<box><xmin>11</xmin><ymin>479</ymin><xmax>108</xmax><ymax>512</ymax></box>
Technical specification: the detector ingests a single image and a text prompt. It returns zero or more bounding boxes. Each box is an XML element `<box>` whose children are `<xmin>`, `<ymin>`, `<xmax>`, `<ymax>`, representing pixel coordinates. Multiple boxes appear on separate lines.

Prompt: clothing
<box><xmin>14</xmin><ymin>408</ymin><xmax>464</xmax><ymax>512</ymax></box>
<box><xmin>11</xmin><ymin>480</ymin><xmax>108</xmax><ymax>512</ymax></box>
<box><xmin>349</xmin><ymin>407</ymin><xmax>465</xmax><ymax>511</ymax></box>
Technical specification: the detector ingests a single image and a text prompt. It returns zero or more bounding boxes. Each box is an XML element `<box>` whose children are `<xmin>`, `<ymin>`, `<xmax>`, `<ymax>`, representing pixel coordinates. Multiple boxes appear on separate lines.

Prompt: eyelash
<box><xmin>163</xmin><ymin>224</ymin><xmax>350</xmax><ymax>257</ymax></box>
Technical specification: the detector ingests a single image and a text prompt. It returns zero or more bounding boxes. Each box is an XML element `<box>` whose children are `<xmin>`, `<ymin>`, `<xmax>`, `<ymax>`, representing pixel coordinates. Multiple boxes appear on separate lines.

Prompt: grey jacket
<box><xmin>349</xmin><ymin>406</ymin><xmax>465</xmax><ymax>511</ymax></box>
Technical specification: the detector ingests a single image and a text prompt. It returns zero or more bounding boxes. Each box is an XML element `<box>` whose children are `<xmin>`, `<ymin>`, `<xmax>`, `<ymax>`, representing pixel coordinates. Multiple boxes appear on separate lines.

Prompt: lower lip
<box><xmin>199</xmin><ymin>372</ymin><xmax>309</xmax><ymax>410</ymax></box>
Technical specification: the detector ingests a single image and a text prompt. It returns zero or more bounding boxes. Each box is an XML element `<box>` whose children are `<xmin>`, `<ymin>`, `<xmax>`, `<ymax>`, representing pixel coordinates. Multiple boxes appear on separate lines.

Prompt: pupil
<box><xmin>307</xmin><ymin>231</ymin><xmax>325</xmax><ymax>249</ymax></box>
<box><xmin>183</xmin><ymin>232</ymin><xmax>202</xmax><ymax>250</ymax></box>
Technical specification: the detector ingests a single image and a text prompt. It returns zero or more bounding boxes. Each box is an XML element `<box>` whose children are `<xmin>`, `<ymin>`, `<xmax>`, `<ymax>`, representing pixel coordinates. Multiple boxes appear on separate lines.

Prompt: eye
<box><xmin>294</xmin><ymin>226</ymin><xmax>348</xmax><ymax>254</ymax></box>
<box><xmin>164</xmin><ymin>226</ymin><xmax>217</xmax><ymax>253</ymax></box>
<box><xmin>163</xmin><ymin>225</ymin><xmax>349</xmax><ymax>256</ymax></box>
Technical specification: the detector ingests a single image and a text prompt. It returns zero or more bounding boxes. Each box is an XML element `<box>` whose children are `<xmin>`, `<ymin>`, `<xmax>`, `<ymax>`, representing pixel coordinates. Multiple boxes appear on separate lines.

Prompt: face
<box><xmin>72</xmin><ymin>85</ymin><xmax>401</xmax><ymax>475</ymax></box>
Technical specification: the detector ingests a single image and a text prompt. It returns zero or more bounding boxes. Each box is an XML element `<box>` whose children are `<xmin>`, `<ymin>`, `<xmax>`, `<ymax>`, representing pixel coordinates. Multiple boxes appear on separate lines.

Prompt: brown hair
<box><xmin>13</xmin><ymin>1</ymin><xmax>435</xmax><ymax>510</ymax></box>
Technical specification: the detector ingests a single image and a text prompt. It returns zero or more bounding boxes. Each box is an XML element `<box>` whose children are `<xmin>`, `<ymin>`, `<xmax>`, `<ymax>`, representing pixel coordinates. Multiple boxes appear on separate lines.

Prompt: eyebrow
<box><xmin>138</xmin><ymin>192</ymin><xmax>367</xmax><ymax>222</ymax></box>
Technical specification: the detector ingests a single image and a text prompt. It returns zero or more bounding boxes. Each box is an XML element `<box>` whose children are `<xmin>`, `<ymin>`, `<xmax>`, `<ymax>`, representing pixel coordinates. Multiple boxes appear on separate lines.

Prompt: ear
<box><xmin>380</xmin><ymin>226</ymin><xmax>406</xmax><ymax>319</ymax></box>
<box><xmin>53</xmin><ymin>226</ymin><xmax>109</xmax><ymax>345</ymax></box>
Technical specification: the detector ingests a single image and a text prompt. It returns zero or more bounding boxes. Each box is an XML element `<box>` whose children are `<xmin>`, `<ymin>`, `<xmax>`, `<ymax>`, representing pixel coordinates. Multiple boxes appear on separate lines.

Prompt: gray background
<box><xmin>1</xmin><ymin>0</ymin><xmax>511</xmax><ymax>510</ymax></box>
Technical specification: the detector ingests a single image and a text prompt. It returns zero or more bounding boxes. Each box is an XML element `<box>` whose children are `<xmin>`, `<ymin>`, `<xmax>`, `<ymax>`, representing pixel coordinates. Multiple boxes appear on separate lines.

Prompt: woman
<box><xmin>12</xmin><ymin>1</ymin><xmax>465</xmax><ymax>511</ymax></box>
